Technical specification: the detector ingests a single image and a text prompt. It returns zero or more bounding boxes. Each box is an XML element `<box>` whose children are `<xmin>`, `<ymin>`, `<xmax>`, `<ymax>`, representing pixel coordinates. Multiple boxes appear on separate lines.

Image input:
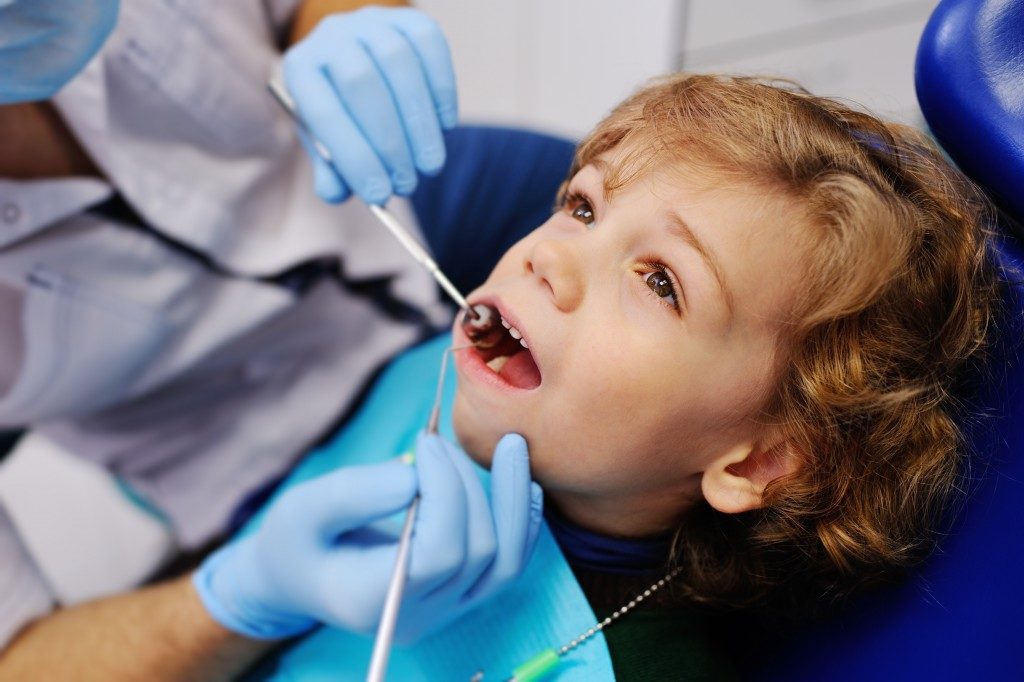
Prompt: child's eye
<box><xmin>642</xmin><ymin>267</ymin><xmax>681</xmax><ymax>311</ymax></box>
<box><xmin>571</xmin><ymin>201</ymin><xmax>595</xmax><ymax>226</ymax></box>
<box><xmin>562</xmin><ymin>191</ymin><xmax>596</xmax><ymax>229</ymax></box>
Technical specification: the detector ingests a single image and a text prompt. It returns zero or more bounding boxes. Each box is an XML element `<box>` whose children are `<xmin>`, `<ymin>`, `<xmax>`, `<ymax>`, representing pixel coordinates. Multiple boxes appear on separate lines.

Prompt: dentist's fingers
<box><xmin>283</xmin><ymin>52</ymin><xmax>392</xmax><ymax>205</ymax></box>
<box><xmin>363</xmin><ymin>23</ymin><xmax>446</xmax><ymax>179</ymax></box>
<box><xmin>440</xmin><ymin>440</ymin><xmax>498</xmax><ymax>597</ymax></box>
<box><xmin>295</xmin><ymin>127</ymin><xmax>350</xmax><ymax>203</ymax></box>
<box><xmin>408</xmin><ymin>432</ymin><xmax>469</xmax><ymax>593</ymax></box>
<box><xmin>318</xmin><ymin>542</ymin><xmax>405</xmax><ymax>633</ymax></box>
<box><xmin>471</xmin><ymin>434</ymin><xmax>536</xmax><ymax>599</ymax></box>
<box><xmin>387</xmin><ymin>9</ymin><xmax>457</xmax><ymax>130</ymax></box>
<box><xmin>269</xmin><ymin>459</ymin><xmax>417</xmax><ymax>544</ymax></box>
<box><xmin>323</xmin><ymin>33</ymin><xmax>418</xmax><ymax>195</ymax></box>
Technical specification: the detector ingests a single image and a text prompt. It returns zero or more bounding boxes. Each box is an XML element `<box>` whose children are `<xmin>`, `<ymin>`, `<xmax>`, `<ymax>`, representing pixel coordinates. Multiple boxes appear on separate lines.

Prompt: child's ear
<box><xmin>701</xmin><ymin>439</ymin><xmax>801</xmax><ymax>514</ymax></box>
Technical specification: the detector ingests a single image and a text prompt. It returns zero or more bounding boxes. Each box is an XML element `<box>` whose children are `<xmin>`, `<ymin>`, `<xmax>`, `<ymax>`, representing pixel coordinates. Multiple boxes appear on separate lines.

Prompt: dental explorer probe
<box><xmin>269</xmin><ymin>80</ymin><xmax>505</xmax><ymax>678</ymax></box>
<box><xmin>268</xmin><ymin>78</ymin><xmax>506</xmax><ymax>348</ymax></box>
<box><xmin>366</xmin><ymin>344</ymin><xmax>469</xmax><ymax>682</ymax></box>
<box><xmin>266</xmin><ymin>79</ymin><xmax>494</xmax><ymax>319</ymax></box>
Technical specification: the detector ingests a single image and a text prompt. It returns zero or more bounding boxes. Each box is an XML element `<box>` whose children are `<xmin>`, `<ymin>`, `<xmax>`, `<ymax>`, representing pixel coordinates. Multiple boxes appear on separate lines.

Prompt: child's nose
<box><xmin>524</xmin><ymin>238</ymin><xmax>585</xmax><ymax>312</ymax></box>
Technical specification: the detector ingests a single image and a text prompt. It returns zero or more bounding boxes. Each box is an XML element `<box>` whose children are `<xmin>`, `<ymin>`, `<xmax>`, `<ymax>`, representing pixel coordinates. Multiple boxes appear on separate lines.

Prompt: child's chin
<box><xmin>452</xmin><ymin>399</ymin><xmax>499</xmax><ymax>468</ymax></box>
<box><xmin>457</xmin><ymin>432</ymin><xmax>496</xmax><ymax>469</ymax></box>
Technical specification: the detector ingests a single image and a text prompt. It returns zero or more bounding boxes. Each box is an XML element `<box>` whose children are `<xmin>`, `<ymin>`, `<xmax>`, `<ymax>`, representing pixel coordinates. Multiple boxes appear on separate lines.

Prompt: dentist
<box><xmin>0</xmin><ymin>1</ymin><xmax>542</xmax><ymax>678</ymax></box>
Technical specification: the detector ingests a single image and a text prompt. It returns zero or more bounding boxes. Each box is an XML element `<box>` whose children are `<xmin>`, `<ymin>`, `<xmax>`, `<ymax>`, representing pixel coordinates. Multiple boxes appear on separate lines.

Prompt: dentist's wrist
<box><xmin>192</xmin><ymin>542</ymin><xmax>316</xmax><ymax>641</ymax></box>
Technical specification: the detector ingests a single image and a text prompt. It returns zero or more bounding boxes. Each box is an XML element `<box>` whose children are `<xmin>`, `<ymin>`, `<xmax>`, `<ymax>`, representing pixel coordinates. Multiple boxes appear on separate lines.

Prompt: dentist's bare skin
<box><xmin>0</xmin><ymin>576</ymin><xmax>272</xmax><ymax>681</ymax></box>
<box><xmin>0</xmin><ymin>102</ymin><xmax>99</xmax><ymax>180</ymax></box>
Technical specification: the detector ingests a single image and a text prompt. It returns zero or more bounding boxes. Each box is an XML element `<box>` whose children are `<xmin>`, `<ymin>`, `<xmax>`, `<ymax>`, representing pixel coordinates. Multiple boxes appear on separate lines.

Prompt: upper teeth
<box><xmin>500</xmin><ymin>315</ymin><xmax>529</xmax><ymax>349</ymax></box>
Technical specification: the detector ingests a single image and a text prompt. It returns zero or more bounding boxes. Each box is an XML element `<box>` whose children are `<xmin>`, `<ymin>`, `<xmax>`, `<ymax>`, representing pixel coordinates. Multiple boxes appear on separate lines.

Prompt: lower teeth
<box><xmin>486</xmin><ymin>355</ymin><xmax>510</xmax><ymax>373</ymax></box>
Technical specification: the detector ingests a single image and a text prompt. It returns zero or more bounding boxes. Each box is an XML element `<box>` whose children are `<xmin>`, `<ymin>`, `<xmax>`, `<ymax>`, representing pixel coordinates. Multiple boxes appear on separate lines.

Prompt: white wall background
<box><xmin>416</xmin><ymin>0</ymin><xmax>684</xmax><ymax>138</ymax></box>
<box><xmin>419</xmin><ymin>0</ymin><xmax>938</xmax><ymax>137</ymax></box>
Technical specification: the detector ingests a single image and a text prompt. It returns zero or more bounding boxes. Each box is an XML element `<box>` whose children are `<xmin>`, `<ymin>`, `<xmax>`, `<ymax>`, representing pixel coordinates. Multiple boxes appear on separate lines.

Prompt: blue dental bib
<box><xmin>244</xmin><ymin>334</ymin><xmax>615</xmax><ymax>681</ymax></box>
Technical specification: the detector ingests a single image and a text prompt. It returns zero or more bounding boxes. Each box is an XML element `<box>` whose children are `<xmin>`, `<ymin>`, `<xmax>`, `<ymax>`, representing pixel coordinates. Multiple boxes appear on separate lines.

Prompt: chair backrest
<box><xmin>746</xmin><ymin>1</ymin><xmax>1024</xmax><ymax>679</ymax></box>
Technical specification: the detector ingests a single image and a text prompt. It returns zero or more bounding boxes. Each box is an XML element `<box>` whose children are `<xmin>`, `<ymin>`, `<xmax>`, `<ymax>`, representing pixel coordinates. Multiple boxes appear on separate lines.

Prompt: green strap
<box><xmin>512</xmin><ymin>648</ymin><xmax>561</xmax><ymax>682</ymax></box>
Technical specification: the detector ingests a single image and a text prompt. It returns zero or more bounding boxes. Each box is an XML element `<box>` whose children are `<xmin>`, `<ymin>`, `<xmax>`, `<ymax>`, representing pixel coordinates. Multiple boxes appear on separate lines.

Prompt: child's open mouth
<box><xmin>466</xmin><ymin>305</ymin><xmax>542</xmax><ymax>390</ymax></box>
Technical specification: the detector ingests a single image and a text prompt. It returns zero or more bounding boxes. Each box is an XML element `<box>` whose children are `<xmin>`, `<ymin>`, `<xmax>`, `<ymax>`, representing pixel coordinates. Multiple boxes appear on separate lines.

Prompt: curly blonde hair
<box><xmin>567</xmin><ymin>74</ymin><xmax>1001</xmax><ymax>614</ymax></box>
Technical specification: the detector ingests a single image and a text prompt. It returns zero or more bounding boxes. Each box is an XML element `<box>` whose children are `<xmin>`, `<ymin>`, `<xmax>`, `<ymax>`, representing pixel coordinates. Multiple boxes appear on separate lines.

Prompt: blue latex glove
<box><xmin>0</xmin><ymin>0</ymin><xmax>120</xmax><ymax>104</ymax></box>
<box><xmin>193</xmin><ymin>433</ymin><xmax>543</xmax><ymax>642</ymax></box>
<box><xmin>396</xmin><ymin>433</ymin><xmax>544</xmax><ymax>643</ymax></box>
<box><xmin>282</xmin><ymin>6</ymin><xmax>458</xmax><ymax>205</ymax></box>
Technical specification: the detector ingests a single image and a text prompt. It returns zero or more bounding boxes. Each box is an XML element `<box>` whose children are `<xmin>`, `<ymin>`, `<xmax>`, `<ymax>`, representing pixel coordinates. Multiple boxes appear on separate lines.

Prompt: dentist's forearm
<box><xmin>289</xmin><ymin>0</ymin><xmax>408</xmax><ymax>44</ymax></box>
<box><xmin>0</xmin><ymin>575</ymin><xmax>274</xmax><ymax>681</ymax></box>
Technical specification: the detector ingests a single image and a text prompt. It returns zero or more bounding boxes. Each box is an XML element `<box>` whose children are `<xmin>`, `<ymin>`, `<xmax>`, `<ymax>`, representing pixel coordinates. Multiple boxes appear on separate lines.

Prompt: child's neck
<box><xmin>544</xmin><ymin>501</ymin><xmax>673</xmax><ymax>575</ymax></box>
<box><xmin>546</xmin><ymin>480</ymin><xmax>700</xmax><ymax>539</ymax></box>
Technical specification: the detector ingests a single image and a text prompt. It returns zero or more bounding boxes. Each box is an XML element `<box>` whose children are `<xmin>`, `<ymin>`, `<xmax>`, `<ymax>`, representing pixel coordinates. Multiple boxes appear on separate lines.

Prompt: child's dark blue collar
<box><xmin>544</xmin><ymin>503</ymin><xmax>673</xmax><ymax>576</ymax></box>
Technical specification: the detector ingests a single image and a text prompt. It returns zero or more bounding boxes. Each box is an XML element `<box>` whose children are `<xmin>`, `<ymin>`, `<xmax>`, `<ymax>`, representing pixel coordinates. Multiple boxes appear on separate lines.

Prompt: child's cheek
<box><xmin>451</xmin><ymin>391</ymin><xmax>498</xmax><ymax>468</ymax></box>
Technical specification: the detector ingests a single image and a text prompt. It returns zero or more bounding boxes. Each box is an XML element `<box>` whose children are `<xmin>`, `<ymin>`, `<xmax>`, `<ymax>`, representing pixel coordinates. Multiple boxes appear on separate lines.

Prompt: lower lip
<box><xmin>453</xmin><ymin>324</ymin><xmax>534</xmax><ymax>394</ymax></box>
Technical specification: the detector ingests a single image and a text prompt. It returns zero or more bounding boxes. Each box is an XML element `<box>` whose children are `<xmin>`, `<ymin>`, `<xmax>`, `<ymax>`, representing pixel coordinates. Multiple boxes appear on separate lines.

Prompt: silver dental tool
<box><xmin>267</xmin><ymin>77</ymin><xmax>503</xmax><ymax>678</ymax></box>
<box><xmin>366</xmin><ymin>344</ymin><xmax>469</xmax><ymax>682</ymax></box>
<box><xmin>266</xmin><ymin>78</ymin><xmax>477</xmax><ymax>319</ymax></box>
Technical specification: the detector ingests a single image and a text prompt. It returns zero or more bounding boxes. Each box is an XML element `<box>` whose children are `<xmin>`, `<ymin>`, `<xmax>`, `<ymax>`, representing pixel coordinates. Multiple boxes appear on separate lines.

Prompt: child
<box><xmin>240</xmin><ymin>74</ymin><xmax>999</xmax><ymax>680</ymax></box>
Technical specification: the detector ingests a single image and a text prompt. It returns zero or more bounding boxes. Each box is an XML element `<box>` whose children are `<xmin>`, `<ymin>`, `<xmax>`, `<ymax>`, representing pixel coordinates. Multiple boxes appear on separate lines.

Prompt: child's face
<box><xmin>452</xmin><ymin>150</ymin><xmax>808</xmax><ymax>534</ymax></box>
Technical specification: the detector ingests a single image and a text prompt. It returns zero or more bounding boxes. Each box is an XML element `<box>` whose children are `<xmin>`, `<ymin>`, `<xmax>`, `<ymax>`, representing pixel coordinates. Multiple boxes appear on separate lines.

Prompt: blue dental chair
<box><xmin>415</xmin><ymin>3</ymin><xmax>1023</xmax><ymax>678</ymax></box>
<box><xmin>744</xmin><ymin>1</ymin><xmax>1024</xmax><ymax>680</ymax></box>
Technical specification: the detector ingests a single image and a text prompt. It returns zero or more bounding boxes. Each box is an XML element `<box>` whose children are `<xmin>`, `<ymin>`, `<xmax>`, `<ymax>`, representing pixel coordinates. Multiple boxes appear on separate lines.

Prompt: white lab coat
<box><xmin>0</xmin><ymin>0</ymin><xmax>448</xmax><ymax>646</ymax></box>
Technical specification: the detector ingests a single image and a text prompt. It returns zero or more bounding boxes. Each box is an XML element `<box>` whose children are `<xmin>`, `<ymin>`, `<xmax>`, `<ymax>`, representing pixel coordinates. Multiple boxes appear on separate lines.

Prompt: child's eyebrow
<box><xmin>665</xmin><ymin>211</ymin><xmax>735</xmax><ymax>317</ymax></box>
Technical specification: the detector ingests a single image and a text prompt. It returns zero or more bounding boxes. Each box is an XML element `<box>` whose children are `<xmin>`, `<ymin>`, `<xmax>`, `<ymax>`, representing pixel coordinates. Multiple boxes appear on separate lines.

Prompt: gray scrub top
<box><xmin>0</xmin><ymin>0</ymin><xmax>449</xmax><ymax>647</ymax></box>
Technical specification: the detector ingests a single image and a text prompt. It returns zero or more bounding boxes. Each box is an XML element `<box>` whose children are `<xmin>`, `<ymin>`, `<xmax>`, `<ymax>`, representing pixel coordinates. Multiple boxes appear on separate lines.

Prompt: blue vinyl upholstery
<box><xmin>916</xmin><ymin>0</ymin><xmax>1024</xmax><ymax>227</ymax></box>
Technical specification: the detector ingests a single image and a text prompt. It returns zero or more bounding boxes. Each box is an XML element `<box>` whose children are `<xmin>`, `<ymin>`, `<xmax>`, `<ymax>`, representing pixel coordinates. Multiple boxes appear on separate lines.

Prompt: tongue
<box><xmin>498</xmin><ymin>350</ymin><xmax>542</xmax><ymax>389</ymax></box>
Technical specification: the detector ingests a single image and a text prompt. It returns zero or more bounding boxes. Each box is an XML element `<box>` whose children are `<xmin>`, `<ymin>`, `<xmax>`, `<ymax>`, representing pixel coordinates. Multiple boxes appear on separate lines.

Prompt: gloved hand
<box><xmin>282</xmin><ymin>6</ymin><xmax>458</xmax><ymax>205</ymax></box>
<box><xmin>395</xmin><ymin>432</ymin><xmax>544</xmax><ymax>642</ymax></box>
<box><xmin>193</xmin><ymin>433</ymin><xmax>543</xmax><ymax>642</ymax></box>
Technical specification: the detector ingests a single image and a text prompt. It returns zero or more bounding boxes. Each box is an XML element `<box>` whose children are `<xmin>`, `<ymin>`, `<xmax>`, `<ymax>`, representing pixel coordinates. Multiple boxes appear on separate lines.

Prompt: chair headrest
<box><xmin>916</xmin><ymin>0</ymin><xmax>1024</xmax><ymax>229</ymax></box>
